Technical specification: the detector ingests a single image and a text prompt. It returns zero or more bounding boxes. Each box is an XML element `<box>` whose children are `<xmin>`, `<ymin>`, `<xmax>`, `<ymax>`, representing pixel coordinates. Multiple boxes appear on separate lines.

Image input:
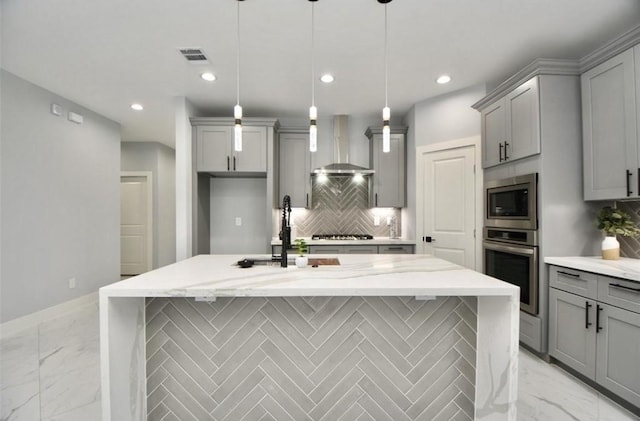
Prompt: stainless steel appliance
<box><xmin>485</xmin><ymin>173</ymin><xmax>537</xmax><ymax>230</ymax></box>
<box><xmin>311</xmin><ymin>234</ymin><xmax>374</xmax><ymax>240</ymax></box>
<box><xmin>483</xmin><ymin>227</ymin><xmax>538</xmax><ymax>315</ymax></box>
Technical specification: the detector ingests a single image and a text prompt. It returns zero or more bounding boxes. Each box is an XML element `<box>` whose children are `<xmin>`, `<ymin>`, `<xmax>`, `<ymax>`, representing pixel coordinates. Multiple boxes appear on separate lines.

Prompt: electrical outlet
<box><xmin>235</xmin><ymin>217</ymin><xmax>242</xmax><ymax>226</ymax></box>
<box><xmin>374</xmin><ymin>216</ymin><xmax>380</xmax><ymax>226</ymax></box>
<box><xmin>68</xmin><ymin>278</ymin><xmax>76</xmax><ymax>289</ymax></box>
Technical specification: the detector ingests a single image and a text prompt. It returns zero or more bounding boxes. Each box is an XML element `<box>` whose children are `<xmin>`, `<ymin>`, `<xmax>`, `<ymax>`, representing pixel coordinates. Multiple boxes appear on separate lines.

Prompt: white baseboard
<box><xmin>0</xmin><ymin>292</ymin><xmax>99</xmax><ymax>340</ymax></box>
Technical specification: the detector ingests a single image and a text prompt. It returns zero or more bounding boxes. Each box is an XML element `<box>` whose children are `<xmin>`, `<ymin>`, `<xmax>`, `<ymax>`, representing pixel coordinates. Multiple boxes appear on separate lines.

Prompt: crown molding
<box><xmin>472</xmin><ymin>59</ymin><xmax>580</xmax><ymax>110</ymax></box>
<box><xmin>580</xmin><ymin>25</ymin><xmax>640</xmax><ymax>72</ymax></box>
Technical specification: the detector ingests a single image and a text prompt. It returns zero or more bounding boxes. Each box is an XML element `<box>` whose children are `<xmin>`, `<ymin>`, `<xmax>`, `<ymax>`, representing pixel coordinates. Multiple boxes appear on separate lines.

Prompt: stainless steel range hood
<box><xmin>312</xmin><ymin>115</ymin><xmax>374</xmax><ymax>175</ymax></box>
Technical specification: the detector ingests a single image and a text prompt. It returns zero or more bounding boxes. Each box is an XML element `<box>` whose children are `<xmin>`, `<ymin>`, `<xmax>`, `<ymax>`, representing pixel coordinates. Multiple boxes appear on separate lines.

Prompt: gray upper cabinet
<box><xmin>480</xmin><ymin>77</ymin><xmax>540</xmax><ymax>168</ymax></box>
<box><xmin>278</xmin><ymin>131</ymin><xmax>312</xmax><ymax>208</ymax></box>
<box><xmin>582</xmin><ymin>47</ymin><xmax>638</xmax><ymax>200</ymax></box>
<box><xmin>195</xmin><ymin>124</ymin><xmax>267</xmax><ymax>173</ymax></box>
<box><xmin>367</xmin><ymin>127</ymin><xmax>407</xmax><ymax>208</ymax></box>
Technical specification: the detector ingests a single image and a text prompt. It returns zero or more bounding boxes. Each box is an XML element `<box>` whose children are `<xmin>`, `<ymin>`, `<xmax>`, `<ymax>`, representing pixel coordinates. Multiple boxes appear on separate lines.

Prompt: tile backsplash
<box><xmin>615</xmin><ymin>201</ymin><xmax>640</xmax><ymax>259</ymax></box>
<box><xmin>288</xmin><ymin>176</ymin><xmax>401</xmax><ymax>238</ymax></box>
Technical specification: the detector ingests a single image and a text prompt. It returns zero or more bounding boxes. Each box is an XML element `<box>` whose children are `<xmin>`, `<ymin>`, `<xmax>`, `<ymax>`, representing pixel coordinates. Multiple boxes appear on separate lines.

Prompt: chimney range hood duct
<box><xmin>312</xmin><ymin>115</ymin><xmax>374</xmax><ymax>175</ymax></box>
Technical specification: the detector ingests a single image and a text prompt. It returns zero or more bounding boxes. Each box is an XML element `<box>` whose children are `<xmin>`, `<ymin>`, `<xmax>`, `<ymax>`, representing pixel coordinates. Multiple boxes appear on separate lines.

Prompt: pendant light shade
<box><xmin>234</xmin><ymin>0</ymin><xmax>244</xmax><ymax>152</ymax></box>
<box><xmin>379</xmin><ymin>0</ymin><xmax>392</xmax><ymax>153</ymax></box>
<box><xmin>309</xmin><ymin>0</ymin><xmax>318</xmax><ymax>152</ymax></box>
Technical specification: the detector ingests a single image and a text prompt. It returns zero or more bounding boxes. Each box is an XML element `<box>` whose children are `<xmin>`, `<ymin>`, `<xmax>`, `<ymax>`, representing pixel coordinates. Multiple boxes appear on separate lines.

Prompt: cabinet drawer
<box><xmin>343</xmin><ymin>245</ymin><xmax>377</xmax><ymax>254</ymax></box>
<box><xmin>378</xmin><ymin>245</ymin><xmax>414</xmax><ymax>254</ymax></box>
<box><xmin>549</xmin><ymin>266</ymin><xmax>598</xmax><ymax>299</ymax></box>
<box><xmin>597</xmin><ymin>276</ymin><xmax>640</xmax><ymax>314</ymax></box>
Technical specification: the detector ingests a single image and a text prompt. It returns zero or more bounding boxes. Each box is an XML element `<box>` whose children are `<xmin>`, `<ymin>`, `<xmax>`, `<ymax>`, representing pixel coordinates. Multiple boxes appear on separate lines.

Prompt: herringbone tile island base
<box><xmin>146</xmin><ymin>296</ymin><xmax>477</xmax><ymax>421</ymax></box>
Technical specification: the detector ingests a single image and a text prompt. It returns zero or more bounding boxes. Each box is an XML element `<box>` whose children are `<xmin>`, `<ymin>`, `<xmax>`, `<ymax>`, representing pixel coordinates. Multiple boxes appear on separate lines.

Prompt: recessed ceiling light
<box><xmin>201</xmin><ymin>72</ymin><xmax>216</xmax><ymax>82</ymax></box>
<box><xmin>436</xmin><ymin>75</ymin><xmax>451</xmax><ymax>84</ymax></box>
<box><xmin>320</xmin><ymin>74</ymin><xmax>334</xmax><ymax>83</ymax></box>
<box><xmin>130</xmin><ymin>103</ymin><xmax>144</xmax><ymax>111</ymax></box>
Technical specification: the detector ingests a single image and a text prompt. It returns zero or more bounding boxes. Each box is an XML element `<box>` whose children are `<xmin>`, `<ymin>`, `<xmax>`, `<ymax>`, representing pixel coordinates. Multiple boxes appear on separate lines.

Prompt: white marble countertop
<box><xmin>271</xmin><ymin>237</ymin><xmax>416</xmax><ymax>246</ymax></box>
<box><xmin>101</xmin><ymin>254</ymin><xmax>517</xmax><ymax>298</ymax></box>
<box><xmin>545</xmin><ymin>256</ymin><xmax>640</xmax><ymax>282</ymax></box>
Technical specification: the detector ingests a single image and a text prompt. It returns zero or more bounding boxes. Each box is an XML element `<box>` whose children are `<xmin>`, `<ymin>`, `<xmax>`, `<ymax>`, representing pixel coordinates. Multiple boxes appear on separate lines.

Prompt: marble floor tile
<box><xmin>42</xmin><ymin>399</ymin><xmax>101</xmax><ymax>421</ymax></box>
<box><xmin>1</xmin><ymin>328</ymin><xmax>41</xmax><ymax>421</ymax></box>
<box><xmin>518</xmin><ymin>348</ymin><xmax>640</xmax><ymax>421</ymax></box>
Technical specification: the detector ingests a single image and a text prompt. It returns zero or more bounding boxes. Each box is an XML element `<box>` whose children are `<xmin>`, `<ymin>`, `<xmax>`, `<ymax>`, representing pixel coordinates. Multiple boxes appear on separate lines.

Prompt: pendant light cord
<box><xmin>311</xmin><ymin>2</ymin><xmax>315</xmax><ymax>107</ymax></box>
<box><xmin>384</xmin><ymin>3</ymin><xmax>388</xmax><ymax>108</ymax></box>
<box><xmin>236</xmin><ymin>1</ymin><xmax>241</xmax><ymax>106</ymax></box>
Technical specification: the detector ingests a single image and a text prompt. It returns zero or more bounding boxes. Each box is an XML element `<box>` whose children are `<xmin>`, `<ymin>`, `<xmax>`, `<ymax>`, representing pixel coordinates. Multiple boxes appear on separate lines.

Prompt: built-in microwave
<box><xmin>485</xmin><ymin>173</ymin><xmax>537</xmax><ymax>230</ymax></box>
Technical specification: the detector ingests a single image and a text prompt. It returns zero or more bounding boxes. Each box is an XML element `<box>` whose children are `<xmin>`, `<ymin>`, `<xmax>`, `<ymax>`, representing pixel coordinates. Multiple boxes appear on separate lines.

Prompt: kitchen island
<box><xmin>100</xmin><ymin>254</ymin><xmax>519</xmax><ymax>420</ymax></box>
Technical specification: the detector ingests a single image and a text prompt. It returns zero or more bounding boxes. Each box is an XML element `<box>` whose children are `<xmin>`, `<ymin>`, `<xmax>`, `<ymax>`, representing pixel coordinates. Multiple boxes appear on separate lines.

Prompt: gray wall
<box><xmin>121</xmin><ymin>142</ymin><xmax>177</xmax><ymax>269</ymax></box>
<box><xmin>210</xmin><ymin>177</ymin><xmax>268</xmax><ymax>254</ymax></box>
<box><xmin>403</xmin><ymin>84</ymin><xmax>486</xmax><ymax>240</ymax></box>
<box><xmin>1</xmin><ymin>70</ymin><xmax>121</xmax><ymax>323</ymax></box>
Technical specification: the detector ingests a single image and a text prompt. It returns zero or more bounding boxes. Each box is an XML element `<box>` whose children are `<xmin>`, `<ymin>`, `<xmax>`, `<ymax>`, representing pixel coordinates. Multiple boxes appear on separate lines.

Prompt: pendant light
<box><xmin>309</xmin><ymin>0</ymin><xmax>318</xmax><ymax>152</ymax></box>
<box><xmin>379</xmin><ymin>0</ymin><xmax>392</xmax><ymax>153</ymax></box>
<box><xmin>234</xmin><ymin>0</ymin><xmax>244</xmax><ymax>152</ymax></box>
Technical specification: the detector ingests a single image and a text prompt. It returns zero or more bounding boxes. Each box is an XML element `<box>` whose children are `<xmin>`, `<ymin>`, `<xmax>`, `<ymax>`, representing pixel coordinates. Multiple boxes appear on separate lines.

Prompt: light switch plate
<box><xmin>235</xmin><ymin>217</ymin><xmax>242</xmax><ymax>226</ymax></box>
<box><xmin>68</xmin><ymin>111</ymin><xmax>83</xmax><ymax>124</ymax></box>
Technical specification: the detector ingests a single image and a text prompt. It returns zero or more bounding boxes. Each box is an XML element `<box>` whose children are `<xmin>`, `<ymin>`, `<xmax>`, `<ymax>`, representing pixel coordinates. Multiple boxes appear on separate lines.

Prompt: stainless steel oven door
<box><xmin>483</xmin><ymin>240</ymin><xmax>538</xmax><ymax>315</ymax></box>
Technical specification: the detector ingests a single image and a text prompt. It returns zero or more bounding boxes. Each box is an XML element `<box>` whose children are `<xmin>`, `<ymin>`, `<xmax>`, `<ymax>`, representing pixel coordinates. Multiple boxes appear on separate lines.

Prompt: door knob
<box><xmin>423</xmin><ymin>236</ymin><xmax>436</xmax><ymax>243</ymax></box>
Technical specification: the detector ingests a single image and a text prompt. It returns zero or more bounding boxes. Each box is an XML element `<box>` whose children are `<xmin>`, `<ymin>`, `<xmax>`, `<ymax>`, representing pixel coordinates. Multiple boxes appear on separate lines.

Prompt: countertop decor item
<box><xmin>596</xmin><ymin>206</ymin><xmax>640</xmax><ymax>260</ymax></box>
<box><xmin>294</xmin><ymin>237</ymin><xmax>308</xmax><ymax>267</ymax></box>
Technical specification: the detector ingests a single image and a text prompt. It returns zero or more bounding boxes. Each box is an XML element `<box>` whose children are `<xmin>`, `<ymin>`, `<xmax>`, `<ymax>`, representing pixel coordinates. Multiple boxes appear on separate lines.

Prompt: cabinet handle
<box><xmin>306</xmin><ymin>193</ymin><xmax>309</xmax><ymax>208</ymax></box>
<box><xmin>233</xmin><ymin>156</ymin><xmax>236</xmax><ymax>171</ymax></box>
<box><xmin>375</xmin><ymin>193</ymin><xmax>378</xmax><ymax>207</ymax></box>
<box><xmin>627</xmin><ymin>169</ymin><xmax>632</xmax><ymax>196</ymax></box>
<box><xmin>504</xmin><ymin>141</ymin><xmax>510</xmax><ymax>160</ymax></box>
<box><xmin>585</xmin><ymin>301</ymin><xmax>592</xmax><ymax>329</ymax></box>
<box><xmin>609</xmin><ymin>283</ymin><xmax>640</xmax><ymax>293</ymax></box>
<box><xmin>227</xmin><ymin>156</ymin><xmax>230</xmax><ymax>171</ymax></box>
<box><xmin>557</xmin><ymin>270</ymin><xmax>580</xmax><ymax>279</ymax></box>
<box><xmin>386</xmin><ymin>246</ymin><xmax>404</xmax><ymax>250</ymax></box>
<box><xmin>499</xmin><ymin>143</ymin><xmax>504</xmax><ymax>162</ymax></box>
<box><xmin>596</xmin><ymin>304</ymin><xmax>603</xmax><ymax>333</ymax></box>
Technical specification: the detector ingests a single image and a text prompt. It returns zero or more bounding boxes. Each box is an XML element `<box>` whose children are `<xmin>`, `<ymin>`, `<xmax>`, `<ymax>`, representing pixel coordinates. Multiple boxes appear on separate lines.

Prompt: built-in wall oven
<box><xmin>483</xmin><ymin>228</ymin><xmax>538</xmax><ymax>315</ymax></box>
<box><xmin>483</xmin><ymin>173</ymin><xmax>539</xmax><ymax>315</ymax></box>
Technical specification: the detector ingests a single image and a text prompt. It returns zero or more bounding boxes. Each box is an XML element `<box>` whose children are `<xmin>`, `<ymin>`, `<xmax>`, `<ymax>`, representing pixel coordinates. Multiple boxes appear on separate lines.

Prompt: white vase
<box><xmin>295</xmin><ymin>255</ymin><xmax>308</xmax><ymax>268</ymax></box>
<box><xmin>601</xmin><ymin>235</ymin><xmax>620</xmax><ymax>260</ymax></box>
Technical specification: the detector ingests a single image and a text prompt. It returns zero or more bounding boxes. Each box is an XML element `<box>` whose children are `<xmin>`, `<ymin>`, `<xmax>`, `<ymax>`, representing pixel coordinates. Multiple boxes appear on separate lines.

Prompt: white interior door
<box><xmin>418</xmin><ymin>145</ymin><xmax>476</xmax><ymax>269</ymax></box>
<box><xmin>121</xmin><ymin>175</ymin><xmax>151</xmax><ymax>275</ymax></box>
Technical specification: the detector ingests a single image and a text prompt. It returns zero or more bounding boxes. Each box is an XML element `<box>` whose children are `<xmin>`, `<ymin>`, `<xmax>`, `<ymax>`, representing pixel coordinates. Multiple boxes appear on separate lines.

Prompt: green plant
<box><xmin>596</xmin><ymin>206</ymin><xmax>640</xmax><ymax>237</ymax></box>
<box><xmin>294</xmin><ymin>238</ymin><xmax>308</xmax><ymax>256</ymax></box>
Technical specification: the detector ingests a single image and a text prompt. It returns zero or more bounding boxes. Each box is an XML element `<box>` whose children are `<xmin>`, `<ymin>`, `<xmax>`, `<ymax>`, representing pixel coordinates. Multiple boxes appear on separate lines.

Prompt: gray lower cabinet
<box><xmin>379</xmin><ymin>245</ymin><xmax>414</xmax><ymax>254</ymax></box>
<box><xmin>549</xmin><ymin>288</ymin><xmax>597</xmax><ymax>378</ymax></box>
<box><xmin>549</xmin><ymin>265</ymin><xmax>640</xmax><ymax>407</ymax></box>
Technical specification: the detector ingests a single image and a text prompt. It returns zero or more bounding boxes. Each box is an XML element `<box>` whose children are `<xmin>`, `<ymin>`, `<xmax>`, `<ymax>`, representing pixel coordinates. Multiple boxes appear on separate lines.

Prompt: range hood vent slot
<box><xmin>312</xmin><ymin>115</ymin><xmax>374</xmax><ymax>175</ymax></box>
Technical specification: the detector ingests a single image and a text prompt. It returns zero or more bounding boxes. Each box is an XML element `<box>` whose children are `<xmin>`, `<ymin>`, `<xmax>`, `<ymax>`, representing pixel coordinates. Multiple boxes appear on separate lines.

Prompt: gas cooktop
<box><xmin>311</xmin><ymin>234</ymin><xmax>374</xmax><ymax>240</ymax></box>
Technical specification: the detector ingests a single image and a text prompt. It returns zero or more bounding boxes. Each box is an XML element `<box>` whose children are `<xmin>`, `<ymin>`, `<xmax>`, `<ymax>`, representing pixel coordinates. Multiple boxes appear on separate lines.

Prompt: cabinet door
<box><xmin>279</xmin><ymin>132</ymin><xmax>311</xmax><ymax>208</ymax></box>
<box><xmin>582</xmin><ymin>48</ymin><xmax>637</xmax><ymax>200</ymax></box>
<box><xmin>234</xmin><ymin>126</ymin><xmax>267</xmax><ymax>172</ymax></box>
<box><xmin>549</xmin><ymin>288</ymin><xmax>596</xmax><ymax>379</ymax></box>
<box><xmin>371</xmin><ymin>134</ymin><xmax>405</xmax><ymax>207</ymax></box>
<box><xmin>481</xmin><ymin>99</ymin><xmax>506</xmax><ymax>168</ymax></box>
<box><xmin>595</xmin><ymin>303</ymin><xmax>640</xmax><ymax>407</ymax></box>
<box><xmin>506</xmin><ymin>77</ymin><xmax>540</xmax><ymax>162</ymax></box>
<box><xmin>197</xmin><ymin>126</ymin><xmax>232</xmax><ymax>172</ymax></box>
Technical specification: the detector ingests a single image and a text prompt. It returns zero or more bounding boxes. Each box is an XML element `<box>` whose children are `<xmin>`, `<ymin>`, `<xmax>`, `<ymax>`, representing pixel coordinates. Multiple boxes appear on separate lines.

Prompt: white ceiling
<box><xmin>2</xmin><ymin>0</ymin><xmax>640</xmax><ymax>148</ymax></box>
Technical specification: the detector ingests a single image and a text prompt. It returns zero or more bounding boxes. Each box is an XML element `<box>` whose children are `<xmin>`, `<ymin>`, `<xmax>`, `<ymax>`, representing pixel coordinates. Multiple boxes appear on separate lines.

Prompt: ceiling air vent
<box><xmin>178</xmin><ymin>48</ymin><xmax>209</xmax><ymax>64</ymax></box>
